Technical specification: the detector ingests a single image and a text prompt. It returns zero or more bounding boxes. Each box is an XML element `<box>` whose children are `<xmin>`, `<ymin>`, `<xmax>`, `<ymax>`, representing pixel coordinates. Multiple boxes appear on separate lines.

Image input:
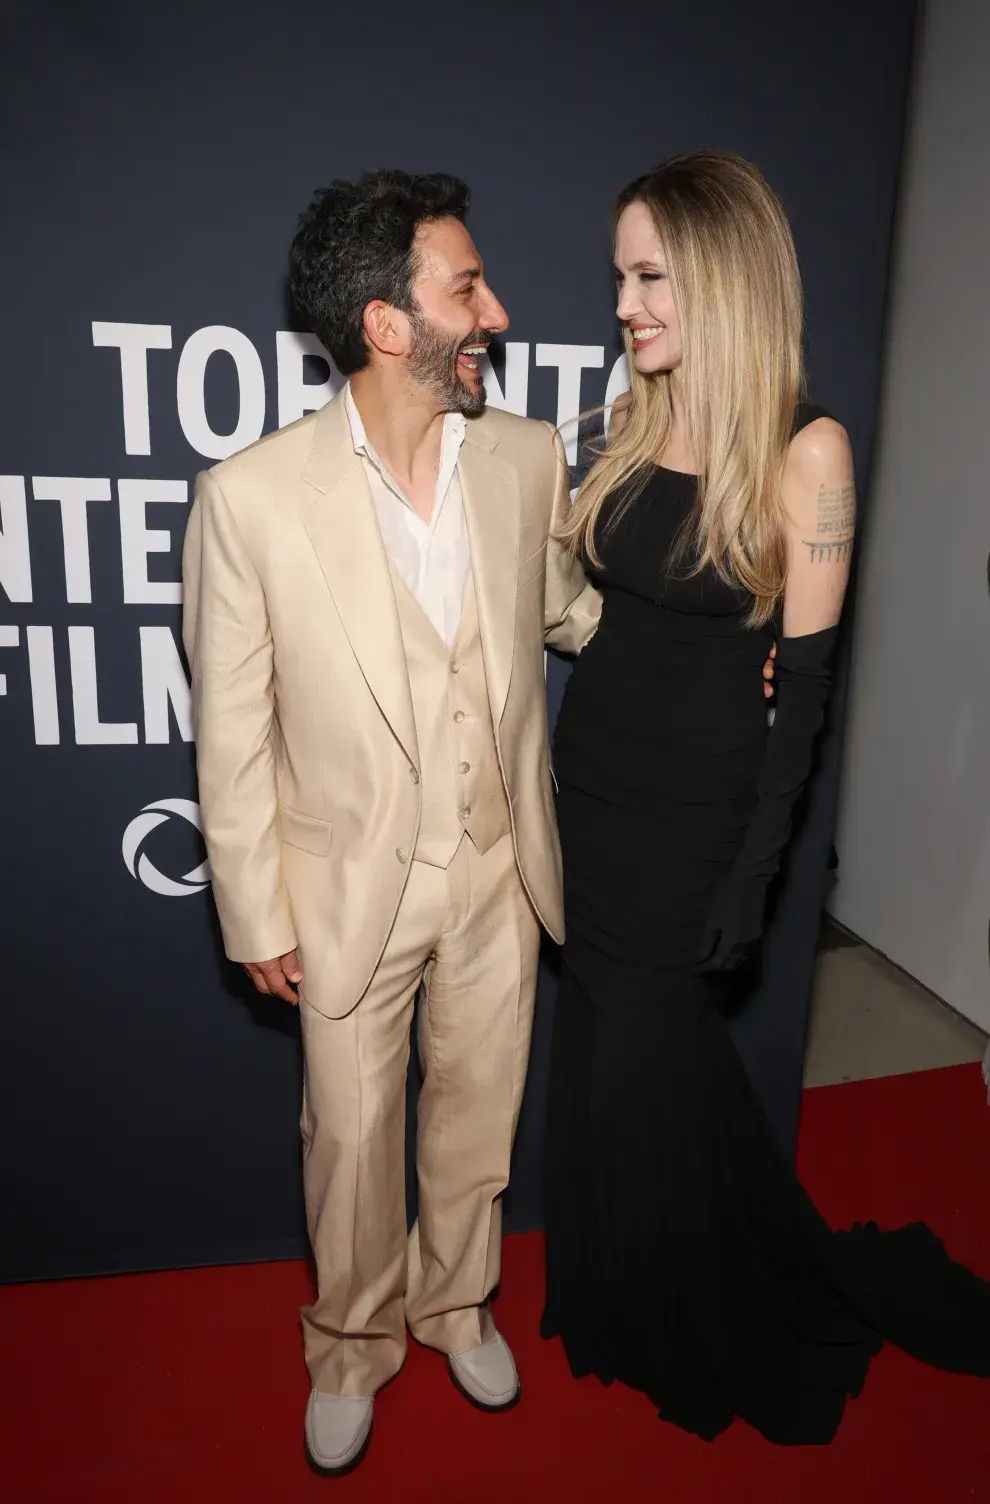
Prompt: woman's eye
<box><xmin>640</xmin><ymin>272</ymin><xmax>665</xmax><ymax>283</ymax></box>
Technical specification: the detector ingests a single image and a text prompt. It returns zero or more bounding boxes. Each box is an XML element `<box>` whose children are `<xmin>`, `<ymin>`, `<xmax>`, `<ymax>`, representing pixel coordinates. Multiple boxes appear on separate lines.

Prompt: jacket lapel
<box><xmin>458</xmin><ymin>418</ymin><xmax>520</xmax><ymax>730</ymax></box>
<box><xmin>299</xmin><ymin>393</ymin><xmax>419</xmax><ymax>770</ymax></box>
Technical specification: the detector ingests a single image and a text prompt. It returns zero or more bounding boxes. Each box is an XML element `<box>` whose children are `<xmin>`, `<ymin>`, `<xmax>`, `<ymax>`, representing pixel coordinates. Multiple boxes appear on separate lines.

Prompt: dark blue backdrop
<box><xmin>0</xmin><ymin>0</ymin><xmax>917</xmax><ymax>1280</ymax></box>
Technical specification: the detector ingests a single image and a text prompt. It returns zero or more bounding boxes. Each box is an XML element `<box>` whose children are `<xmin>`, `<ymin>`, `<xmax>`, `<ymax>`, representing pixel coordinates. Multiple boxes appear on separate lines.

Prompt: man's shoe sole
<box><xmin>445</xmin><ymin>1356</ymin><xmax>521</xmax><ymax>1413</ymax></box>
<box><xmin>304</xmin><ymin>1423</ymin><xmax>372</xmax><ymax>1477</ymax></box>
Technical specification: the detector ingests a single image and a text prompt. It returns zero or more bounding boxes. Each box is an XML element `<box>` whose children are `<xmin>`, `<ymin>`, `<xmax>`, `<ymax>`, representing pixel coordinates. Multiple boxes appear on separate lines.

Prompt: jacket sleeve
<box><xmin>542</xmin><ymin>424</ymin><xmax>602</xmax><ymax>655</ymax></box>
<box><xmin>182</xmin><ymin>469</ymin><xmax>297</xmax><ymax>963</ymax></box>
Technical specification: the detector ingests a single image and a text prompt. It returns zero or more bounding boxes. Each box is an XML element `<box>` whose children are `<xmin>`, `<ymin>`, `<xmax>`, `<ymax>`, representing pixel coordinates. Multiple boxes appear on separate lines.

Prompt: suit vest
<box><xmin>388</xmin><ymin>563</ymin><xmax>512</xmax><ymax>868</ymax></box>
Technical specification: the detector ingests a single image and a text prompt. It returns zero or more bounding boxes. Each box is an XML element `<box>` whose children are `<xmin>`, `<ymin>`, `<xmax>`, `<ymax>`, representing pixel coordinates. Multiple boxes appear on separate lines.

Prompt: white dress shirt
<box><xmin>344</xmin><ymin>383</ymin><xmax>470</xmax><ymax>648</ymax></box>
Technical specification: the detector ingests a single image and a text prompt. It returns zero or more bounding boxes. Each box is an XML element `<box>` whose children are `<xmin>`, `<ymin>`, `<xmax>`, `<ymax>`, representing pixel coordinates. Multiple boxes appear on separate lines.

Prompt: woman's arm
<box><xmin>698</xmin><ymin>418</ymin><xmax>857</xmax><ymax>974</ymax></box>
<box><xmin>781</xmin><ymin>416</ymin><xmax>856</xmax><ymax>635</ymax></box>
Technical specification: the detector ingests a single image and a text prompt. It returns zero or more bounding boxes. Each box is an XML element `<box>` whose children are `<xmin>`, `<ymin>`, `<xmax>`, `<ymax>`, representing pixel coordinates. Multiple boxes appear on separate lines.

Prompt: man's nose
<box><xmin>481</xmin><ymin>284</ymin><xmax>510</xmax><ymax>334</ymax></box>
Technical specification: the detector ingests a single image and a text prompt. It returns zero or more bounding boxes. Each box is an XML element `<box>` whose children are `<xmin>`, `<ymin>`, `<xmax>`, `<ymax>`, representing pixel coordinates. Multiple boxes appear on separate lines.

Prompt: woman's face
<box><xmin>614</xmin><ymin>200</ymin><xmax>682</xmax><ymax>376</ymax></box>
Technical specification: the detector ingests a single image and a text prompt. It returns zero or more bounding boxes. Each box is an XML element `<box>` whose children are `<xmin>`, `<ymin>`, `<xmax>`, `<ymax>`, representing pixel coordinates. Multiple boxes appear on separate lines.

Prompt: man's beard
<box><xmin>407</xmin><ymin>310</ymin><xmax>488</xmax><ymax>416</ymax></box>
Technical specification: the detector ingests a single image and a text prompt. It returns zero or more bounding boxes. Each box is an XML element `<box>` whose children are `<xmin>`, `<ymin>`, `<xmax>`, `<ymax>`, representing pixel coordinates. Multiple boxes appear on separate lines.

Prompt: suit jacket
<box><xmin>182</xmin><ymin>388</ymin><xmax>601</xmax><ymax>1019</ymax></box>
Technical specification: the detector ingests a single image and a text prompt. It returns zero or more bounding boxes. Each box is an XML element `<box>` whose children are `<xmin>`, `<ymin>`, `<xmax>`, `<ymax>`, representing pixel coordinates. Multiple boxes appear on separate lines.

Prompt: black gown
<box><xmin>541</xmin><ymin>405</ymin><xmax>990</xmax><ymax>1445</ymax></box>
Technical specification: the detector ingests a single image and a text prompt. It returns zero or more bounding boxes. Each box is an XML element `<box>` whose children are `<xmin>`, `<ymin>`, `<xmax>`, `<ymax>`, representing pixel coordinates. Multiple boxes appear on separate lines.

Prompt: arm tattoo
<box><xmin>803</xmin><ymin>483</ymin><xmax>855</xmax><ymax>563</ymax></box>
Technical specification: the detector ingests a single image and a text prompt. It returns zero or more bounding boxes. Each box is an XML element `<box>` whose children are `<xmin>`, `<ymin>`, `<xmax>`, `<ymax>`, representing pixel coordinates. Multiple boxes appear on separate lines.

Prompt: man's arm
<box><xmin>543</xmin><ymin>424</ymin><xmax>602</xmax><ymax>655</ymax></box>
<box><xmin>183</xmin><ymin>470</ymin><xmax>300</xmax><ymax>1000</ymax></box>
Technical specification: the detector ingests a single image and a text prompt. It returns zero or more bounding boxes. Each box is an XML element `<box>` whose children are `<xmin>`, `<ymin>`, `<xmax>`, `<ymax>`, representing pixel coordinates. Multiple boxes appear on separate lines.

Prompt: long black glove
<box><xmin>697</xmin><ymin>624</ymin><xmax>839</xmax><ymax>974</ymax></box>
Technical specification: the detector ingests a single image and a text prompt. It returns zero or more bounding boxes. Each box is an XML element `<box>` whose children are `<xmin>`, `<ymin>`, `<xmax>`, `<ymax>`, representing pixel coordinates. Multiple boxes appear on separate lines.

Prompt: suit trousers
<box><xmin>298</xmin><ymin>830</ymin><xmax>541</xmax><ymax>1395</ymax></box>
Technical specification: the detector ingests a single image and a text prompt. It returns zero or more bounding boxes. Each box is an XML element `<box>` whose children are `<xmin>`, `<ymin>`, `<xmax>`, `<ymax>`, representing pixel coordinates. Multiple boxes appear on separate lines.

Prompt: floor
<box><xmin>5</xmin><ymin>924</ymin><xmax>990</xmax><ymax>1501</ymax></box>
<box><xmin>6</xmin><ymin>1062</ymin><xmax>990</xmax><ymax>1504</ymax></box>
<box><xmin>804</xmin><ymin>917</ymin><xmax>988</xmax><ymax>1088</ymax></box>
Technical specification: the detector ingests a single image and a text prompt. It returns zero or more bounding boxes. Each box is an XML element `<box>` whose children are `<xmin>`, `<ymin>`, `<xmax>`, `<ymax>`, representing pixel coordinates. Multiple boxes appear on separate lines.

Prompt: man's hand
<box><xmin>243</xmin><ymin>950</ymin><xmax>303</xmax><ymax>1005</ymax></box>
<box><xmin>763</xmin><ymin>642</ymin><xmax>776</xmax><ymax>700</ymax></box>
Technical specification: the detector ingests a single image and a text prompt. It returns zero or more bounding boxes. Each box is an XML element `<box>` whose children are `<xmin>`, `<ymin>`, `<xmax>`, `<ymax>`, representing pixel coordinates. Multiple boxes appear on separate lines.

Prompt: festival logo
<box><xmin>122</xmin><ymin>797</ymin><xmax>211</xmax><ymax>897</ymax></box>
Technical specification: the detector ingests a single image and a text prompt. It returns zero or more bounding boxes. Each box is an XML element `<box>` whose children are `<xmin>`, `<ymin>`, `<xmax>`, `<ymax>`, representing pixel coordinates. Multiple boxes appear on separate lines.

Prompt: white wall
<box><xmin>830</xmin><ymin>0</ymin><xmax>990</xmax><ymax>1030</ymax></box>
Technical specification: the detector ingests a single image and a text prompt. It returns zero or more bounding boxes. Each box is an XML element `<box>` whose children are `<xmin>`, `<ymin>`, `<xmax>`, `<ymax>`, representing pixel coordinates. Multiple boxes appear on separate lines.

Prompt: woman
<box><xmin>541</xmin><ymin>149</ymin><xmax>990</xmax><ymax>1445</ymax></box>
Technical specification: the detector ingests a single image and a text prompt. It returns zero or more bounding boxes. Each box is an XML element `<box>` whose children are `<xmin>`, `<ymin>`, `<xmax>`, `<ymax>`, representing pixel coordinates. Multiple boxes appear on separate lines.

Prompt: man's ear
<box><xmin>363</xmin><ymin>300</ymin><xmax>411</xmax><ymax>359</ymax></box>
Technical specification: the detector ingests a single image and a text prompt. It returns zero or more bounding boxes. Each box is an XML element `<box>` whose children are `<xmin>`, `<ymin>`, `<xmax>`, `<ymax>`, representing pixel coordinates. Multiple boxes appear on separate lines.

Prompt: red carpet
<box><xmin>3</xmin><ymin>1063</ymin><xmax>990</xmax><ymax>1503</ymax></box>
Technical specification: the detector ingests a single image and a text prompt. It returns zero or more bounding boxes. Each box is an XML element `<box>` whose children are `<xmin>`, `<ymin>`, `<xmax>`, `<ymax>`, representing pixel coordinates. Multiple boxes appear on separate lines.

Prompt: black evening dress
<box><xmin>540</xmin><ymin>405</ymin><xmax>990</xmax><ymax>1445</ymax></box>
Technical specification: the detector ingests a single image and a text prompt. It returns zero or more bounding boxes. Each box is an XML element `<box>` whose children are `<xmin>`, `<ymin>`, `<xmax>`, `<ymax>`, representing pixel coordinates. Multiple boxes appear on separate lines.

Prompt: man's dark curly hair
<box><xmin>289</xmin><ymin>169</ymin><xmax>471</xmax><ymax>377</ymax></box>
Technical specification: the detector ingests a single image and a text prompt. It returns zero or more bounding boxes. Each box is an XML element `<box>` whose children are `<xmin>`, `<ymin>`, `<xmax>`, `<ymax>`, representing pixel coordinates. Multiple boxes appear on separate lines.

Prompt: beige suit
<box><xmin>182</xmin><ymin>389</ymin><xmax>600</xmax><ymax>1394</ymax></box>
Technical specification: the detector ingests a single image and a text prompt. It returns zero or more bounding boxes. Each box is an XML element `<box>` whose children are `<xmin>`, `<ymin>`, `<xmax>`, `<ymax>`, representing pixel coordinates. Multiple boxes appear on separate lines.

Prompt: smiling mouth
<box><xmin>631</xmin><ymin>325</ymin><xmax>664</xmax><ymax>349</ymax></box>
<box><xmin>457</xmin><ymin>342</ymin><xmax>489</xmax><ymax>373</ymax></box>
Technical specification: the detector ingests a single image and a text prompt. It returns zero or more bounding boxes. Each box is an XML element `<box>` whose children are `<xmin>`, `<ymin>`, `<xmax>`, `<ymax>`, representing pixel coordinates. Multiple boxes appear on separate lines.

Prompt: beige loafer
<box><xmin>447</xmin><ymin>1330</ymin><xmax>520</xmax><ymax>1412</ymax></box>
<box><xmin>304</xmin><ymin>1389</ymin><xmax>373</xmax><ymax>1476</ymax></box>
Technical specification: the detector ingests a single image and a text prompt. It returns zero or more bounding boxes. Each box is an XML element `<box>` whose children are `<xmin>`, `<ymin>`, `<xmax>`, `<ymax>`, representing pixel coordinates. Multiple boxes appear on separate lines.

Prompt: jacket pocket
<box><xmin>277</xmin><ymin>803</ymin><xmax>331</xmax><ymax>857</ymax></box>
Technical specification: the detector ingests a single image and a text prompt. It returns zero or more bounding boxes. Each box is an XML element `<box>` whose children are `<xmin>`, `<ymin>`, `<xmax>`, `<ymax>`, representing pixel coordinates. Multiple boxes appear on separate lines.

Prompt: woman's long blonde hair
<box><xmin>559</xmin><ymin>150</ymin><xmax>805</xmax><ymax>626</ymax></box>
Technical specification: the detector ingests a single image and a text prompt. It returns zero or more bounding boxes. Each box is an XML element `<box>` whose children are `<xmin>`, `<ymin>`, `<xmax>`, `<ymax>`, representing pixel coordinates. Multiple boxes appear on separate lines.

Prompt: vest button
<box><xmin>453</xmin><ymin>710</ymin><xmax>465</xmax><ymax>723</ymax></box>
<box><xmin>396</xmin><ymin>847</ymin><xmax>408</xmax><ymax>864</ymax></box>
<box><xmin>450</xmin><ymin>663</ymin><xmax>460</xmax><ymax>674</ymax></box>
<box><xmin>409</xmin><ymin>767</ymin><xmax>420</xmax><ymax>784</ymax></box>
<box><xmin>459</xmin><ymin>807</ymin><xmax>471</xmax><ymax>821</ymax></box>
<box><xmin>459</xmin><ymin>761</ymin><xmax>471</xmax><ymax>775</ymax></box>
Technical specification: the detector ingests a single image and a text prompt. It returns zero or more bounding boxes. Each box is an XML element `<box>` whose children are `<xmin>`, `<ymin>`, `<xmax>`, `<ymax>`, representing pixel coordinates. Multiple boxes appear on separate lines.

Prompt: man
<box><xmin>182</xmin><ymin>170</ymin><xmax>600</xmax><ymax>1475</ymax></box>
